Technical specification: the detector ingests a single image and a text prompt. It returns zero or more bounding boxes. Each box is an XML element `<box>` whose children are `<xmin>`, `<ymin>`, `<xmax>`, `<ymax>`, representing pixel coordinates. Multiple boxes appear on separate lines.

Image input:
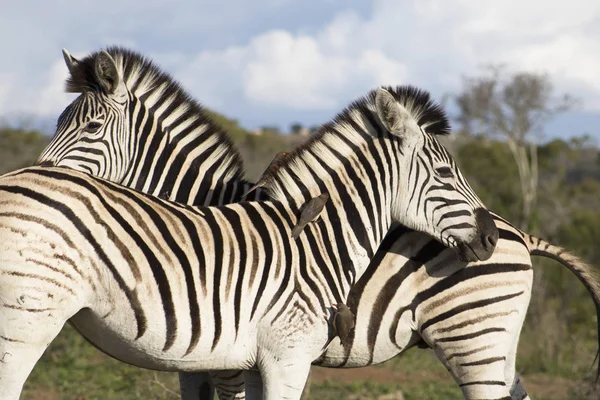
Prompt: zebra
<box><xmin>208</xmin><ymin>216</ymin><xmax>600</xmax><ymax>400</ymax></box>
<box><xmin>314</xmin><ymin>215</ymin><xmax>600</xmax><ymax>400</ymax></box>
<box><xmin>1</xmin><ymin>84</ymin><xmax>498</xmax><ymax>400</ymax></box>
<box><xmin>37</xmin><ymin>48</ymin><xmax>598</xmax><ymax>400</ymax></box>
<box><xmin>38</xmin><ymin>47</ymin><xmax>249</xmax><ymax>206</ymax></box>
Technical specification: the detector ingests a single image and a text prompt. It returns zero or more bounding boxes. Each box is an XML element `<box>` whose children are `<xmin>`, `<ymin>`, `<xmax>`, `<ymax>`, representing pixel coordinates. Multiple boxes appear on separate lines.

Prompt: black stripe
<box><xmin>437</xmin><ymin>328</ymin><xmax>506</xmax><ymax>343</ymax></box>
<box><xmin>417</xmin><ymin>263</ymin><xmax>531</xmax><ymax>308</ymax></box>
<box><xmin>415</xmin><ymin>157</ymin><xmax>432</xmax><ymax>215</ymax></box>
<box><xmin>460</xmin><ymin>356</ymin><xmax>506</xmax><ymax>367</ymax></box>
<box><xmin>459</xmin><ymin>380</ymin><xmax>506</xmax><ymax>387</ymax></box>
<box><xmin>260</xmin><ymin>203</ymin><xmax>294</xmax><ymax>315</ymax></box>
<box><xmin>244</xmin><ymin>204</ymin><xmax>274</xmax><ymax>320</ymax></box>
<box><xmin>437</xmin><ymin>209</ymin><xmax>472</xmax><ymax>224</ymax></box>
<box><xmin>70</xmin><ymin>173</ymin><xmax>180</xmax><ymax>349</ymax></box>
<box><xmin>498</xmin><ymin>228</ymin><xmax>527</xmax><ymax>247</ymax></box>
<box><xmin>158</xmin><ymin>205</ymin><xmax>204</xmax><ymax>355</ymax></box>
<box><xmin>220</xmin><ymin>206</ymin><xmax>246</xmax><ymax>341</ymax></box>
<box><xmin>420</xmin><ymin>291</ymin><xmax>524</xmax><ymax>332</ymax></box>
<box><xmin>201</xmin><ymin>209</ymin><xmax>224</xmax><ymax>351</ymax></box>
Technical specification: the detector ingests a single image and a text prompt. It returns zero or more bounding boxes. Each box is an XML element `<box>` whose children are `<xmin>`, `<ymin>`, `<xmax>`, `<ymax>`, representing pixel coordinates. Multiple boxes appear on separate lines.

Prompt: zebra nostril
<box><xmin>484</xmin><ymin>232</ymin><xmax>498</xmax><ymax>249</ymax></box>
<box><xmin>474</xmin><ymin>208</ymin><xmax>499</xmax><ymax>252</ymax></box>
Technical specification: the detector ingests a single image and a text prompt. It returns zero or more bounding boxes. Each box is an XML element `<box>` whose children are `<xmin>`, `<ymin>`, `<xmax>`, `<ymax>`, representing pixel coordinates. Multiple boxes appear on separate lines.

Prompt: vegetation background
<box><xmin>3</xmin><ymin>69</ymin><xmax>600</xmax><ymax>400</ymax></box>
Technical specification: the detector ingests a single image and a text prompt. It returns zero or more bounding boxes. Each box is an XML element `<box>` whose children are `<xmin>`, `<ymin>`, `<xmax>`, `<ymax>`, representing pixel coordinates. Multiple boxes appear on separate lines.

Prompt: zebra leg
<box><xmin>504</xmin><ymin>300</ymin><xmax>530</xmax><ymax>400</ymax></box>
<box><xmin>509</xmin><ymin>374</ymin><xmax>530</xmax><ymax>400</ymax></box>
<box><xmin>211</xmin><ymin>370</ymin><xmax>246</xmax><ymax>400</ymax></box>
<box><xmin>430</xmin><ymin>334</ymin><xmax>514</xmax><ymax>399</ymax></box>
<box><xmin>451</xmin><ymin>361</ymin><xmax>513</xmax><ymax>399</ymax></box>
<box><xmin>258</xmin><ymin>356</ymin><xmax>312</xmax><ymax>400</ymax></box>
<box><xmin>433</xmin><ymin>333</ymin><xmax>527</xmax><ymax>400</ymax></box>
<box><xmin>0</xmin><ymin>298</ymin><xmax>69</xmax><ymax>399</ymax></box>
<box><xmin>179</xmin><ymin>372</ymin><xmax>216</xmax><ymax>400</ymax></box>
<box><xmin>244</xmin><ymin>369</ymin><xmax>262</xmax><ymax>400</ymax></box>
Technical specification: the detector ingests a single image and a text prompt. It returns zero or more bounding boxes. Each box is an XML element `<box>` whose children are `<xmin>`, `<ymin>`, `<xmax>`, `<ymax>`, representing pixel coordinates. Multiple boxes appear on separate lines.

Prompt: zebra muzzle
<box><xmin>455</xmin><ymin>208</ymin><xmax>499</xmax><ymax>262</ymax></box>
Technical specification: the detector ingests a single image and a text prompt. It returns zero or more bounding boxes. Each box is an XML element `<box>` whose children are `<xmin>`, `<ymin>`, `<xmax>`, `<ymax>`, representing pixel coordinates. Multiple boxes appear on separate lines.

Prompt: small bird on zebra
<box><xmin>243</xmin><ymin>151</ymin><xmax>290</xmax><ymax>197</ymax></box>
<box><xmin>332</xmin><ymin>303</ymin><xmax>355</xmax><ymax>346</ymax></box>
<box><xmin>291</xmin><ymin>192</ymin><xmax>330</xmax><ymax>239</ymax></box>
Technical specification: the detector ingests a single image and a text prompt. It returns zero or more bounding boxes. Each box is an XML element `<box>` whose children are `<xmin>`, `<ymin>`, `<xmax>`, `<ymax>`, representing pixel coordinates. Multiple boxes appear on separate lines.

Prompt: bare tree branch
<box><xmin>454</xmin><ymin>66</ymin><xmax>579</xmax><ymax>229</ymax></box>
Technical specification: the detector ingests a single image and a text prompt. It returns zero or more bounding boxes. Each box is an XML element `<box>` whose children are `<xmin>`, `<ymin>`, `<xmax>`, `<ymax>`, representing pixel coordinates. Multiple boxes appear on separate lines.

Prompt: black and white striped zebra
<box><xmin>1</xmin><ymin>84</ymin><xmax>497</xmax><ymax>400</ymax></box>
<box><xmin>207</xmin><ymin>218</ymin><xmax>600</xmax><ymax>400</ymax></box>
<box><xmin>316</xmin><ymin>216</ymin><xmax>600</xmax><ymax>400</ymax></box>
<box><xmin>37</xmin><ymin>47</ymin><xmax>262</xmax><ymax>398</ymax></box>
<box><xmin>37</xmin><ymin>48</ymin><xmax>599</xmax><ymax>400</ymax></box>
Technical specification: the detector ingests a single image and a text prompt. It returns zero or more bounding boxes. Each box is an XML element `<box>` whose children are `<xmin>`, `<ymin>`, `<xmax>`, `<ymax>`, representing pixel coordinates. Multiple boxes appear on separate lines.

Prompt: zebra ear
<box><xmin>375</xmin><ymin>87</ymin><xmax>412</xmax><ymax>138</ymax></box>
<box><xmin>94</xmin><ymin>50</ymin><xmax>123</xmax><ymax>95</ymax></box>
<box><xmin>62</xmin><ymin>49</ymin><xmax>79</xmax><ymax>74</ymax></box>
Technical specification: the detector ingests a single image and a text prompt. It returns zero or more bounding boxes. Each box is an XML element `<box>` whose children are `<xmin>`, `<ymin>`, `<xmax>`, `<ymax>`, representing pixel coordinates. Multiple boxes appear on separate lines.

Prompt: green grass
<box><xmin>310</xmin><ymin>380</ymin><xmax>399</xmax><ymax>400</ymax></box>
<box><xmin>21</xmin><ymin>315</ymin><xmax>600</xmax><ymax>400</ymax></box>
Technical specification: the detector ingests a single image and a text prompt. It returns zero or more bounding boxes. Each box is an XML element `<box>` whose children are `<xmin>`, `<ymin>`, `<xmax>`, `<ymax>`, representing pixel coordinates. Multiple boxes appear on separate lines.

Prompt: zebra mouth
<box><xmin>451</xmin><ymin>209</ymin><xmax>499</xmax><ymax>262</ymax></box>
<box><xmin>455</xmin><ymin>241</ymin><xmax>482</xmax><ymax>263</ymax></box>
<box><xmin>455</xmin><ymin>236</ymin><xmax>496</xmax><ymax>262</ymax></box>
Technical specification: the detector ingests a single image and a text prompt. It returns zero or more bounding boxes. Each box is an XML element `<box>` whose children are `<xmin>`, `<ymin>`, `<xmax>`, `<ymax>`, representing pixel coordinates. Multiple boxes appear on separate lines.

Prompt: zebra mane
<box><xmin>262</xmin><ymin>85</ymin><xmax>450</xmax><ymax>202</ymax></box>
<box><xmin>64</xmin><ymin>46</ymin><xmax>245</xmax><ymax>182</ymax></box>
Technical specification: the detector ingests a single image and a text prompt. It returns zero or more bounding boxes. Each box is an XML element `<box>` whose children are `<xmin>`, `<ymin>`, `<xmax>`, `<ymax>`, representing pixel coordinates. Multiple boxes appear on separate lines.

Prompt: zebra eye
<box><xmin>84</xmin><ymin>121</ymin><xmax>102</xmax><ymax>133</ymax></box>
<box><xmin>435</xmin><ymin>166</ymin><xmax>454</xmax><ymax>178</ymax></box>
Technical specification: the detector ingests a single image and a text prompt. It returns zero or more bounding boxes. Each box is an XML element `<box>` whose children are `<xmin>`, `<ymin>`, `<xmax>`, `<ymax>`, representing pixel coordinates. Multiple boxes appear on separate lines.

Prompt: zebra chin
<box><xmin>454</xmin><ymin>207</ymin><xmax>499</xmax><ymax>262</ymax></box>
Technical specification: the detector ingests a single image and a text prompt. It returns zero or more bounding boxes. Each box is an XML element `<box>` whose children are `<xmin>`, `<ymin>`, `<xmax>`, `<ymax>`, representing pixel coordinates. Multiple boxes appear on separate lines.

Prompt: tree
<box><xmin>457</xmin><ymin>136</ymin><xmax>521</xmax><ymax>222</ymax></box>
<box><xmin>0</xmin><ymin>127</ymin><xmax>50</xmax><ymax>174</ymax></box>
<box><xmin>260</xmin><ymin>125</ymin><xmax>281</xmax><ymax>135</ymax></box>
<box><xmin>454</xmin><ymin>66</ymin><xmax>577</xmax><ymax>230</ymax></box>
<box><xmin>290</xmin><ymin>122</ymin><xmax>303</xmax><ymax>135</ymax></box>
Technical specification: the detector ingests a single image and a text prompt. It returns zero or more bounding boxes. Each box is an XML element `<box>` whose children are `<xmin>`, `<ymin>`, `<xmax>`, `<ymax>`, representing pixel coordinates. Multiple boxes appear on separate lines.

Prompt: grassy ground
<box><xmin>22</xmin><ymin>324</ymin><xmax>599</xmax><ymax>400</ymax></box>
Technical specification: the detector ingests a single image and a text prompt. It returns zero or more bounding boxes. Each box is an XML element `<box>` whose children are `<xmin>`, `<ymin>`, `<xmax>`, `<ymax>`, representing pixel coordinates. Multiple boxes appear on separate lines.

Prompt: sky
<box><xmin>1</xmin><ymin>0</ymin><xmax>599</xmax><ymax>141</ymax></box>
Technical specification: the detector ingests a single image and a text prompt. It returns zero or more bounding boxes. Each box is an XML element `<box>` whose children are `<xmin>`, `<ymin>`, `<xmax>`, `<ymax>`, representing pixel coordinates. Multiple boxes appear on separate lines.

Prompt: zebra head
<box><xmin>374</xmin><ymin>87</ymin><xmax>498</xmax><ymax>262</ymax></box>
<box><xmin>37</xmin><ymin>47</ymin><xmax>245</xmax><ymax>202</ymax></box>
<box><xmin>37</xmin><ymin>49</ymin><xmax>136</xmax><ymax>183</ymax></box>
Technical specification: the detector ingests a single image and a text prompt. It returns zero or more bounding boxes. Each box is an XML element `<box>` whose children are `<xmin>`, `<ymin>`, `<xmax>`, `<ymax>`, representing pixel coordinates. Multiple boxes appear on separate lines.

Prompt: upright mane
<box><xmin>262</xmin><ymin>85</ymin><xmax>450</xmax><ymax>202</ymax></box>
<box><xmin>64</xmin><ymin>46</ymin><xmax>245</xmax><ymax>182</ymax></box>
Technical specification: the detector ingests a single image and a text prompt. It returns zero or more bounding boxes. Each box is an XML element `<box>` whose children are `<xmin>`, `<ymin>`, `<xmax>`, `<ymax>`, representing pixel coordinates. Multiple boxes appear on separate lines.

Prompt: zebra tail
<box><xmin>527</xmin><ymin>235</ymin><xmax>600</xmax><ymax>381</ymax></box>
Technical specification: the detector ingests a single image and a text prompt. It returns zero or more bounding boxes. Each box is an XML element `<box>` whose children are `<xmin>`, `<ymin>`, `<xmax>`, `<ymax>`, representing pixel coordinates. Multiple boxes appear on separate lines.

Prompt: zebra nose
<box><xmin>475</xmin><ymin>208</ymin><xmax>499</xmax><ymax>252</ymax></box>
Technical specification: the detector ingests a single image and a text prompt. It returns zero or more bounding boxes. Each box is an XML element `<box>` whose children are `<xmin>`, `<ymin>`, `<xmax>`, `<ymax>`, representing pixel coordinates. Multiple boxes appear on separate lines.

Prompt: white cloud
<box><xmin>37</xmin><ymin>59</ymin><xmax>76</xmax><ymax>116</ymax></box>
<box><xmin>1</xmin><ymin>0</ymin><xmax>600</xmax><ymax>133</ymax></box>
<box><xmin>242</xmin><ymin>31</ymin><xmax>409</xmax><ymax>109</ymax></box>
<box><xmin>168</xmin><ymin>28</ymin><xmax>409</xmax><ymax>111</ymax></box>
<box><xmin>162</xmin><ymin>0</ymin><xmax>600</xmax><ymax>115</ymax></box>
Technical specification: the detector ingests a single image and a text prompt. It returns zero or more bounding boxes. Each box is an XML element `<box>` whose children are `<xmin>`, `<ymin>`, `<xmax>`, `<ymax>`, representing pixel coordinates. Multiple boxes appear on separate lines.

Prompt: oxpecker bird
<box><xmin>291</xmin><ymin>192</ymin><xmax>330</xmax><ymax>239</ymax></box>
<box><xmin>243</xmin><ymin>151</ymin><xmax>289</xmax><ymax>197</ymax></box>
<box><xmin>332</xmin><ymin>303</ymin><xmax>355</xmax><ymax>346</ymax></box>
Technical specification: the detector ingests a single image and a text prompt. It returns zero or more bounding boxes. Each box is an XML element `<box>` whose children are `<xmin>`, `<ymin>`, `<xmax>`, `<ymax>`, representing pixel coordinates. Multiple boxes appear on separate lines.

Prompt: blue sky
<box><xmin>1</xmin><ymin>0</ymin><xmax>599</xmax><ymax>141</ymax></box>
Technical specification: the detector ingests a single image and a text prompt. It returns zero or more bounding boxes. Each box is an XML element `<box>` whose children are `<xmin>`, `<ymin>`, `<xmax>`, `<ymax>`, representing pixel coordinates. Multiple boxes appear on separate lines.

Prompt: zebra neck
<box><xmin>288</xmin><ymin>184</ymin><xmax>392</xmax><ymax>284</ymax></box>
<box><xmin>263</xmin><ymin>138</ymin><xmax>396</xmax><ymax>260</ymax></box>
<box><xmin>121</xmin><ymin>101</ymin><xmax>245</xmax><ymax>206</ymax></box>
